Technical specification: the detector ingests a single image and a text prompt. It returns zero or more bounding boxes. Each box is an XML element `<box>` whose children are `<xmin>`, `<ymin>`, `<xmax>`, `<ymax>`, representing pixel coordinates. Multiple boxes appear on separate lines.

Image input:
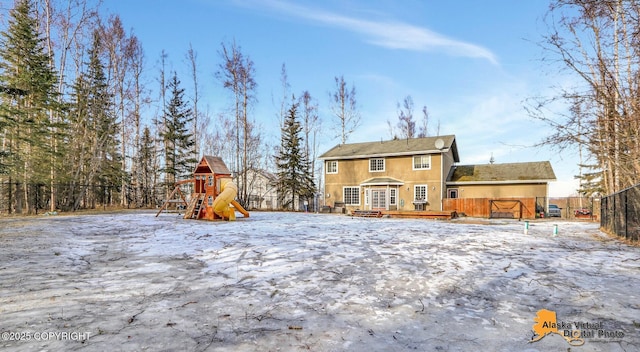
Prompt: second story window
<box><xmin>413</xmin><ymin>155</ymin><xmax>431</xmax><ymax>170</ymax></box>
<box><xmin>369</xmin><ymin>158</ymin><xmax>385</xmax><ymax>172</ymax></box>
<box><xmin>326</xmin><ymin>161</ymin><xmax>338</xmax><ymax>174</ymax></box>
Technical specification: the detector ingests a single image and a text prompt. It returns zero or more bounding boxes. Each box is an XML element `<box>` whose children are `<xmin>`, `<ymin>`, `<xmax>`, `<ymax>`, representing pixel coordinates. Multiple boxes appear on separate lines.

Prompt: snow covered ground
<box><xmin>1</xmin><ymin>211</ymin><xmax>639</xmax><ymax>352</ymax></box>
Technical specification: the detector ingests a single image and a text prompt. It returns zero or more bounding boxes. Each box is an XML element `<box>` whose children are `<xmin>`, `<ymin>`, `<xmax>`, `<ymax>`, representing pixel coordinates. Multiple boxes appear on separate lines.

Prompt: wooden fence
<box><xmin>443</xmin><ymin>197</ymin><xmax>538</xmax><ymax>219</ymax></box>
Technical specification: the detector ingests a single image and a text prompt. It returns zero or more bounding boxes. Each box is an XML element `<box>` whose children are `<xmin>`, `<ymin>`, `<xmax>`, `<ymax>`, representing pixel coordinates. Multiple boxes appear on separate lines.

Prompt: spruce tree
<box><xmin>275</xmin><ymin>99</ymin><xmax>315</xmax><ymax>210</ymax></box>
<box><xmin>160</xmin><ymin>72</ymin><xmax>196</xmax><ymax>194</ymax></box>
<box><xmin>138</xmin><ymin>126</ymin><xmax>155</xmax><ymax>207</ymax></box>
<box><xmin>67</xmin><ymin>30</ymin><xmax>120</xmax><ymax>209</ymax></box>
<box><xmin>0</xmin><ymin>0</ymin><xmax>59</xmax><ymax>213</ymax></box>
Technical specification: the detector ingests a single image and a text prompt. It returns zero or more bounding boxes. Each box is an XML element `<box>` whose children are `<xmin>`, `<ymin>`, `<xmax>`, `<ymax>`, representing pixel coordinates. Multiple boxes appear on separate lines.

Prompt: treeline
<box><xmin>530</xmin><ymin>0</ymin><xmax>640</xmax><ymax>196</ymax></box>
<box><xmin>0</xmin><ymin>0</ymin><xmax>191</xmax><ymax>213</ymax></box>
<box><xmin>0</xmin><ymin>0</ymin><xmax>361</xmax><ymax>214</ymax></box>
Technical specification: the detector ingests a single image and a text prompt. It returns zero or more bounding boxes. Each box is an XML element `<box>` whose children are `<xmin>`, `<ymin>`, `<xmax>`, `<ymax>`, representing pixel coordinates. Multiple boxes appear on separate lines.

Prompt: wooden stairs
<box><xmin>352</xmin><ymin>210</ymin><xmax>383</xmax><ymax>218</ymax></box>
<box><xmin>184</xmin><ymin>194</ymin><xmax>204</xmax><ymax>219</ymax></box>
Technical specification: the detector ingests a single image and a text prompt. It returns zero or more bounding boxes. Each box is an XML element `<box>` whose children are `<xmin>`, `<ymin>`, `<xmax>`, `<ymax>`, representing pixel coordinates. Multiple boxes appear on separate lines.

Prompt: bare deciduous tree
<box><xmin>529</xmin><ymin>0</ymin><xmax>640</xmax><ymax>195</ymax></box>
<box><xmin>329</xmin><ymin>75</ymin><xmax>360</xmax><ymax>144</ymax></box>
<box><xmin>216</xmin><ymin>40</ymin><xmax>258</xmax><ymax>207</ymax></box>
<box><xmin>186</xmin><ymin>43</ymin><xmax>200</xmax><ymax>164</ymax></box>
<box><xmin>396</xmin><ymin>95</ymin><xmax>415</xmax><ymax>139</ymax></box>
<box><xmin>299</xmin><ymin>90</ymin><xmax>320</xmax><ymax>186</ymax></box>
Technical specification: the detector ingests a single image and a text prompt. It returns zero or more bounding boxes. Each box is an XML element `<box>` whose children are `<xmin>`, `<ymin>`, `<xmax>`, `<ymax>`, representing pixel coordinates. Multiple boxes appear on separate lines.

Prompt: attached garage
<box><xmin>444</xmin><ymin>161</ymin><xmax>557</xmax><ymax>219</ymax></box>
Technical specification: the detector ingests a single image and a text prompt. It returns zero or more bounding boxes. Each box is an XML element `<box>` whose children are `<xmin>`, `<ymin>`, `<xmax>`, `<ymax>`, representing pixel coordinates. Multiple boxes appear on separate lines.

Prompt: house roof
<box><xmin>195</xmin><ymin>155</ymin><xmax>231</xmax><ymax>175</ymax></box>
<box><xmin>447</xmin><ymin>161</ymin><xmax>556</xmax><ymax>184</ymax></box>
<box><xmin>360</xmin><ymin>177</ymin><xmax>405</xmax><ymax>186</ymax></box>
<box><xmin>239</xmin><ymin>168</ymin><xmax>277</xmax><ymax>183</ymax></box>
<box><xmin>318</xmin><ymin>135</ymin><xmax>460</xmax><ymax>162</ymax></box>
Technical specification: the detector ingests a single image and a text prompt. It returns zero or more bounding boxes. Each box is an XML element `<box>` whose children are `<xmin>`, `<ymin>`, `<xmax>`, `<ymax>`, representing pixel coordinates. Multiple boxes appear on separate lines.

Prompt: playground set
<box><xmin>155</xmin><ymin>156</ymin><xmax>249</xmax><ymax>221</ymax></box>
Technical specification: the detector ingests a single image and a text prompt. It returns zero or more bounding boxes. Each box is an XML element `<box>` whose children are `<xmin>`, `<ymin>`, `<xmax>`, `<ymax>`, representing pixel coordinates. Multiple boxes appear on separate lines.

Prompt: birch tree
<box><xmin>529</xmin><ymin>0</ymin><xmax>640</xmax><ymax>195</ymax></box>
<box><xmin>186</xmin><ymin>43</ymin><xmax>201</xmax><ymax>165</ymax></box>
<box><xmin>329</xmin><ymin>75</ymin><xmax>360</xmax><ymax>144</ymax></box>
<box><xmin>216</xmin><ymin>40</ymin><xmax>258</xmax><ymax>207</ymax></box>
<box><xmin>396</xmin><ymin>95</ymin><xmax>415</xmax><ymax>139</ymax></box>
<box><xmin>38</xmin><ymin>0</ymin><xmax>99</xmax><ymax>211</ymax></box>
<box><xmin>299</xmin><ymin>90</ymin><xmax>320</xmax><ymax>187</ymax></box>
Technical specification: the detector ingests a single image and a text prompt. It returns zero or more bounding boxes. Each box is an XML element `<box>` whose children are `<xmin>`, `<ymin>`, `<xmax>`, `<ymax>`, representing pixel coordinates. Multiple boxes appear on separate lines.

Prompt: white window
<box><xmin>326</xmin><ymin>161</ymin><xmax>338</xmax><ymax>174</ymax></box>
<box><xmin>207</xmin><ymin>196</ymin><xmax>213</xmax><ymax>206</ymax></box>
<box><xmin>364</xmin><ymin>189</ymin><xmax>370</xmax><ymax>206</ymax></box>
<box><xmin>390</xmin><ymin>188</ymin><xmax>397</xmax><ymax>205</ymax></box>
<box><xmin>343</xmin><ymin>187</ymin><xmax>360</xmax><ymax>205</ymax></box>
<box><xmin>208</xmin><ymin>175</ymin><xmax>214</xmax><ymax>187</ymax></box>
<box><xmin>369</xmin><ymin>158</ymin><xmax>385</xmax><ymax>172</ymax></box>
<box><xmin>413</xmin><ymin>155</ymin><xmax>431</xmax><ymax>170</ymax></box>
<box><xmin>414</xmin><ymin>185</ymin><xmax>427</xmax><ymax>201</ymax></box>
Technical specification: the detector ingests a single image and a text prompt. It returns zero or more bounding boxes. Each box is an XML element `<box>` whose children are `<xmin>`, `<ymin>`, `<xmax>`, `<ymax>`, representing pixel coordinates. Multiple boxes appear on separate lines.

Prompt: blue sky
<box><xmin>103</xmin><ymin>0</ymin><xmax>579</xmax><ymax>196</ymax></box>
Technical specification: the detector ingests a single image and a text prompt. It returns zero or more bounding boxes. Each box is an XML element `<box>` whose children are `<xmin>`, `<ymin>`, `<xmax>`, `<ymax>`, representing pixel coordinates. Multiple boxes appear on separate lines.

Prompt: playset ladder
<box><xmin>184</xmin><ymin>194</ymin><xmax>204</xmax><ymax>219</ymax></box>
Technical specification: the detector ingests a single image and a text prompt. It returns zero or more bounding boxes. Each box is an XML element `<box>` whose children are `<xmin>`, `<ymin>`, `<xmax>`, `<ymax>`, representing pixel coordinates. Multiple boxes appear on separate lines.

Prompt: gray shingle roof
<box><xmin>319</xmin><ymin>135</ymin><xmax>459</xmax><ymax>162</ymax></box>
<box><xmin>195</xmin><ymin>156</ymin><xmax>231</xmax><ymax>175</ymax></box>
<box><xmin>447</xmin><ymin>161</ymin><xmax>556</xmax><ymax>183</ymax></box>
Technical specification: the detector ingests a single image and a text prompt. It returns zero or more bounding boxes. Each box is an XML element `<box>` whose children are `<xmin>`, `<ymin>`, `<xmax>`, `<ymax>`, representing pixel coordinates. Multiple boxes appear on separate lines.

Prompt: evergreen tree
<box><xmin>67</xmin><ymin>30</ymin><xmax>120</xmax><ymax>209</ymax></box>
<box><xmin>0</xmin><ymin>0</ymin><xmax>59</xmax><ymax>213</ymax></box>
<box><xmin>160</xmin><ymin>72</ymin><xmax>196</xmax><ymax>194</ymax></box>
<box><xmin>275</xmin><ymin>98</ymin><xmax>315</xmax><ymax>210</ymax></box>
<box><xmin>138</xmin><ymin>125</ymin><xmax>155</xmax><ymax>207</ymax></box>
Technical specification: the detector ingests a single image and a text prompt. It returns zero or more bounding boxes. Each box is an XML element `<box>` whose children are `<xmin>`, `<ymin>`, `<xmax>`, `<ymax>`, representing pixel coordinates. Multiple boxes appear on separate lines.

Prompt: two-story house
<box><xmin>234</xmin><ymin>168</ymin><xmax>279</xmax><ymax>210</ymax></box>
<box><xmin>319</xmin><ymin>135</ymin><xmax>460</xmax><ymax>212</ymax></box>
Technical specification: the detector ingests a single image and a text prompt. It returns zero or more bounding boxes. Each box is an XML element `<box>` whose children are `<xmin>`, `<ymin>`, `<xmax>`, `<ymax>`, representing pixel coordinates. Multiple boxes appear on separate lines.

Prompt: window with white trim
<box><xmin>364</xmin><ymin>188</ymin><xmax>370</xmax><ymax>206</ymax></box>
<box><xmin>414</xmin><ymin>185</ymin><xmax>427</xmax><ymax>201</ymax></box>
<box><xmin>413</xmin><ymin>155</ymin><xmax>431</xmax><ymax>170</ymax></box>
<box><xmin>326</xmin><ymin>161</ymin><xmax>338</xmax><ymax>174</ymax></box>
<box><xmin>369</xmin><ymin>158</ymin><xmax>385</xmax><ymax>172</ymax></box>
<box><xmin>208</xmin><ymin>175</ymin><xmax>214</xmax><ymax>187</ymax></box>
<box><xmin>343</xmin><ymin>187</ymin><xmax>360</xmax><ymax>205</ymax></box>
<box><xmin>389</xmin><ymin>188</ymin><xmax>397</xmax><ymax>205</ymax></box>
<box><xmin>207</xmin><ymin>196</ymin><xmax>213</xmax><ymax>206</ymax></box>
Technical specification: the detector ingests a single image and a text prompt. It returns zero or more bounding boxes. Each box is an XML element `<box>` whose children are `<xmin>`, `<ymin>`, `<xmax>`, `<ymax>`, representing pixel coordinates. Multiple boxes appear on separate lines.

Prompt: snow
<box><xmin>1</xmin><ymin>211</ymin><xmax>639</xmax><ymax>351</ymax></box>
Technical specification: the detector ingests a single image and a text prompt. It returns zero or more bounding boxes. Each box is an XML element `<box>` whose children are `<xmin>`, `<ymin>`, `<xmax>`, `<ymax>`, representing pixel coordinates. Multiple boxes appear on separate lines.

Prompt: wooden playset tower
<box><xmin>183</xmin><ymin>156</ymin><xmax>249</xmax><ymax>220</ymax></box>
<box><xmin>156</xmin><ymin>156</ymin><xmax>249</xmax><ymax>221</ymax></box>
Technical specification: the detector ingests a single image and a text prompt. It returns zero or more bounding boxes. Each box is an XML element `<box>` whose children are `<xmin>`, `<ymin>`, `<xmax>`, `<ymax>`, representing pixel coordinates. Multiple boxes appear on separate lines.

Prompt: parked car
<box><xmin>548</xmin><ymin>204</ymin><xmax>562</xmax><ymax>217</ymax></box>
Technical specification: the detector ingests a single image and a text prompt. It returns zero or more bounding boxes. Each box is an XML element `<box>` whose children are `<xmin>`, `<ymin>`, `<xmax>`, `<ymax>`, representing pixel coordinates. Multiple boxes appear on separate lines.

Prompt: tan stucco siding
<box><xmin>447</xmin><ymin>183</ymin><xmax>549</xmax><ymax>198</ymax></box>
<box><xmin>324</xmin><ymin>154</ymin><xmax>447</xmax><ymax>211</ymax></box>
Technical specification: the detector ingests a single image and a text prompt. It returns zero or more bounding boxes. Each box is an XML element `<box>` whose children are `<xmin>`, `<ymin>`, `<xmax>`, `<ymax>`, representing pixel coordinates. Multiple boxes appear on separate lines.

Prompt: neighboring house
<box><xmin>319</xmin><ymin>135</ymin><xmax>460</xmax><ymax>212</ymax></box>
<box><xmin>318</xmin><ymin>135</ymin><xmax>557</xmax><ymax>216</ymax></box>
<box><xmin>234</xmin><ymin>169</ymin><xmax>279</xmax><ymax>210</ymax></box>
<box><xmin>445</xmin><ymin>161</ymin><xmax>556</xmax><ymax>199</ymax></box>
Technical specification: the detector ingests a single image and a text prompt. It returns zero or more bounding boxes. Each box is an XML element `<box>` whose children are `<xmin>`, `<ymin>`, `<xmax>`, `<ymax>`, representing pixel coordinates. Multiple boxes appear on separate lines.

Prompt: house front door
<box><xmin>371</xmin><ymin>189</ymin><xmax>386</xmax><ymax>210</ymax></box>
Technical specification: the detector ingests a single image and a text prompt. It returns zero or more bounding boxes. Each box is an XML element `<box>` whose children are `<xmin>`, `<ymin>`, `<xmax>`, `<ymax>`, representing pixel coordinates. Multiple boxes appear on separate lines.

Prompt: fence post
<box><xmin>624</xmin><ymin>191</ymin><xmax>628</xmax><ymax>240</ymax></box>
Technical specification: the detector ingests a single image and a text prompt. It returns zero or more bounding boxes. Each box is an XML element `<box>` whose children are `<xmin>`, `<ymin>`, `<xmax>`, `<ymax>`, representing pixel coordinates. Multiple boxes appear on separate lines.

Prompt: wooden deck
<box><xmin>352</xmin><ymin>210</ymin><xmax>383</xmax><ymax>218</ymax></box>
<box><xmin>383</xmin><ymin>210</ymin><xmax>457</xmax><ymax>220</ymax></box>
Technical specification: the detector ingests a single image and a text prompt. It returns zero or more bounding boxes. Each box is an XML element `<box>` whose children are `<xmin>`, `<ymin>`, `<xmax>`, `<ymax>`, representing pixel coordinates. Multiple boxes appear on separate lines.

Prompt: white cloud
<box><xmin>247</xmin><ymin>0</ymin><xmax>498</xmax><ymax>65</ymax></box>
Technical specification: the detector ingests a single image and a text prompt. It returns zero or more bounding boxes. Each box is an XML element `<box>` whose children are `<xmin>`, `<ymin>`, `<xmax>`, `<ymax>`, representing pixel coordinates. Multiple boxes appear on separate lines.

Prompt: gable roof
<box><xmin>195</xmin><ymin>155</ymin><xmax>231</xmax><ymax>175</ymax></box>
<box><xmin>319</xmin><ymin>135</ymin><xmax>459</xmax><ymax>162</ymax></box>
<box><xmin>447</xmin><ymin>161</ymin><xmax>556</xmax><ymax>184</ymax></box>
<box><xmin>360</xmin><ymin>177</ymin><xmax>405</xmax><ymax>186</ymax></box>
